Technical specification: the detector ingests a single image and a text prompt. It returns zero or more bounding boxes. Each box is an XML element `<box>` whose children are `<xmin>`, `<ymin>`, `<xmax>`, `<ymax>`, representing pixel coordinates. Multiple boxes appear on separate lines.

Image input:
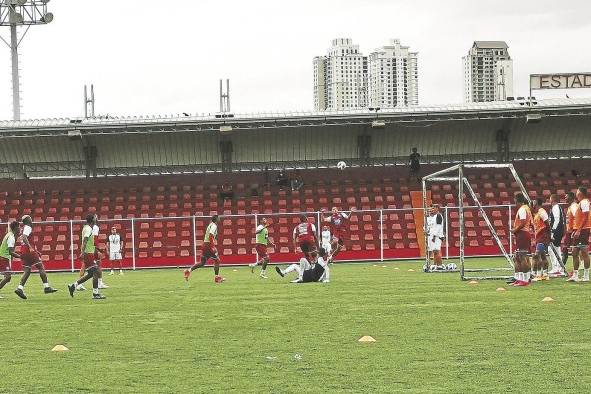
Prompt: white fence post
<box><xmin>380</xmin><ymin>209</ymin><xmax>384</xmax><ymax>262</ymax></box>
<box><xmin>508</xmin><ymin>205</ymin><xmax>513</xmax><ymax>256</ymax></box>
<box><xmin>131</xmin><ymin>218</ymin><xmax>136</xmax><ymax>270</ymax></box>
<box><xmin>192</xmin><ymin>216</ymin><xmax>197</xmax><ymax>267</ymax></box>
<box><xmin>254</xmin><ymin>213</ymin><xmax>259</xmax><ymax>263</ymax></box>
<box><xmin>444</xmin><ymin>206</ymin><xmax>449</xmax><ymax>260</ymax></box>
<box><xmin>69</xmin><ymin>220</ymin><xmax>74</xmax><ymax>272</ymax></box>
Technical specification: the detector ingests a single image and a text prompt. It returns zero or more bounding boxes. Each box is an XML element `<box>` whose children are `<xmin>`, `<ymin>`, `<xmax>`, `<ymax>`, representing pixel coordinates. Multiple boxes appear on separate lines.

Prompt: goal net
<box><xmin>421</xmin><ymin>163</ymin><xmax>561</xmax><ymax>281</ymax></box>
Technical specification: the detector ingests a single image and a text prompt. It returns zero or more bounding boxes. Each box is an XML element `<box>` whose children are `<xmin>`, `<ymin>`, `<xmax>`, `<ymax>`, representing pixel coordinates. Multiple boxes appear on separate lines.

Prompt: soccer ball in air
<box><xmin>337</xmin><ymin>161</ymin><xmax>347</xmax><ymax>170</ymax></box>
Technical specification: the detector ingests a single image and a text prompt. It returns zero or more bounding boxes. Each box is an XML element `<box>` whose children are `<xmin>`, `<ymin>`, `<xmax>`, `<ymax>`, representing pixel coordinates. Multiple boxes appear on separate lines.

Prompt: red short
<box><xmin>255</xmin><ymin>244</ymin><xmax>268</xmax><ymax>258</ymax></box>
<box><xmin>82</xmin><ymin>253</ymin><xmax>97</xmax><ymax>268</ymax></box>
<box><xmin>574</xmin><ymin>229</ymin><xmax>590</xmax><ymax>248</ymax></box>
<box><xmin>535</xmin><ymin>231</ymin><xmax>551</xmax><ymax>247</ymax></box>
<box><xmin>202</xmin><ymin>243</ymin><xmax>218</xmax><ymax>260</ymax></box>
<box><xmin>514</xmin><ymin>231</ymin><xmax>531</xmax><ymax>253</ymax></box>
<box><xmin>298</xmin><ymin>239</ymin><xmax>316</xmax><ymax>255</ymax></box>
<box><xmin>563</xmin><ymin>231</ymin><xmax>573</xmax><ymax>250</ymax></box>
<box><xmin>0</xmin><ymin>257</ymin><xmax>10</xmax><ymax>272</ymax></box>
<box><xmin>21</xmin><ymin>252</ymin><xmax>41</xmax><ymax>267</ymax></box>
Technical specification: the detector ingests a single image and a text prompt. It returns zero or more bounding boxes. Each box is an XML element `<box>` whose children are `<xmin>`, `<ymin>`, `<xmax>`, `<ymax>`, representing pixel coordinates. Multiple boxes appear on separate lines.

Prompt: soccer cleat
<box><xmin>275</xmin><ymin>266</ymin><xmax>285</xmax><ymax>278</ymax></box>
<box><xmin>109</xmin><ymin>270</ymin><xmax>114</xmax><ymax>276</ymax></box>
<box><xmin>290</xmin><ymin>278</ymin><xmax>302</xmax><ymax>283</ymax></box>
<box><xmin>513</xmin><ymin>280</ymin><xmax>530</xmax><ymax>287</ymax></box>
<box><xmin>321</xmin><ymin>279</ymin><xmax>330</xmax><ymax>283</ymax></box>
<box><xmin>531</xmin><ymin>276</ymin><xmax>542</xmax><ymax>282</ymax></box>
<box><xmin>76</xmin><ymin>284</ymin><xmax>86</xmax><ymax>291</ymax></box>
<box><xmin>541</xmin><ymin>274</ymin><xmax>550</xmax><ymax>281</ymax></box>
<box><xmin>44</xmin><ymin>287</ymin><xmax>58</xmax><ymax>294</ymax></box>
<box><xmin>184</xmin><ymin>269</ymin><xmax>191</xmax><ymax>281</ymax></box>
<box><xmin>506</xmin><ymin>277</ymin><xmax>517</xmax><ymax>284</ymax></box>
<box><xmin>259</xmin><ymin>272</ymin><xmax>268</xmax><ymax>279</ymax></box>
<box><xmin>98</xmin><ymin>283</ymin><xmax>109</xmax><ymax>289</ymax></box>
<box><xmin>14</xmin><ymin>288</ymin><xmax>27</xmax><ymax>300</ymax></box>
<box><xmin>92</xmin><ymin>293</ymin><xmax>106</xmax><ymax>300</ymax></box>
<box><xmin>567</xmin><ymin>275</ymin><xmax>579</xmax><ymax>282</ymax></box>
<box><xmin>68</xmin><ymin>284</ymin><xmax>76</xmax><ymax>297</ymax></box>
<box><xmin>214</xmin><ymin>275</ymin><xmax>225</xmax><ymax>283</ymax></box>
<box><xmin>581</xmin><ymin>277</ymin><xmax>590</xmax><ymax>282</ymax></box>
<box><xmin>249</xmin><ymin>263</ymin><xmax>256</xmax><ymax>273</ymax></box>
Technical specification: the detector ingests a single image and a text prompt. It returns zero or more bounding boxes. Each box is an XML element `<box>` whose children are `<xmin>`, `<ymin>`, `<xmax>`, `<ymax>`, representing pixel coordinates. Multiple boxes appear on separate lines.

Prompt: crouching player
<box><xmin>275</xmin><ymin>248</ymin><xmax>330</xmax><ymax>283</ymax></box>
<box><xmin>0</xmin><ymin>221</ymin><xmax>21</xmax><ymax>298</ymax></box>
<box><xmin>531</xmin><ymin>198</ymin><xmax>551</xmax><ymax>281</ymax></box>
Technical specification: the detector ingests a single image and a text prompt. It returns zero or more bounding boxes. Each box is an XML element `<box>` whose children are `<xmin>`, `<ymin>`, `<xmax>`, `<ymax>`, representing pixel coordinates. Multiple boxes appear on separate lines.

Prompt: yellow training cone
<box><xmin>468</xmin><ymin>280</ymin><xmax>479</xmax><ymax>285</ymax></box>
<box><xmin>51</xmin><ymin>345</ymin><xmax>69</xmax><ymax>352</ymax></box>
<box><xmin>408</xmin><ymin>269</ymin><xmax>415</xmax><ymax>272</ymax></box>
<box><xmin>358</xmin><ymin>336</ymin><xmax>376</xmax><ymax>343</ymax></box>
<box><xmin>542</xmin><ymin>297</ymin><xmax>555</xmax><ymax>303</ymax></box>
<box><xmin>381</xmin><ymin>265</ymin><xmax>387</xmax><ymax>268</ymax></box>
<box><xmin>496</xmin><ymin>287</ymin><xmax>507</xmax><ymax>292</ymax></box>
<box><xmin>394</xmin><ymin>267</ymin><xmax>399</xmax><ymax>270</ymax></box>
<box><xmin>232</xmin><ymin>269</ymin><xmax>238</xmax><ymax>272</ymax></box>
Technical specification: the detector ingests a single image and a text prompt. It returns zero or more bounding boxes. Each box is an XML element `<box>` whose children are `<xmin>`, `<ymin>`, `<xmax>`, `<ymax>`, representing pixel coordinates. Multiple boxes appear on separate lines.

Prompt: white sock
<box><xmin>284</xmin><ymin>264</ymin><xmax>297</xmax><ymax>275</ymax></box>
<box><xmin>93</xmin><ymin>288</ymin><xmax>99</xmax><ymax>295</ymax></box>
<box><xmin>43</xmin><ymin>282</ymin><xmax>49</xmax><ymax>288</ymax></box>
<box><xmin>17</xmin><ymin>284</ymin><xmax>24</xmax><ymax>290</ymax></box>
<box><xmin>584</xmin><ymin>269</ymin><xmax>590</xmax><ymax>279</ymax></box>
<box><xmin>514</xmin><ymin>272</ymin><xmax>519</xmax><ymax>280</ymax></box>
<box><xmin>99</xmin><ymin>279</ymin><xmax>103</xmax><ymax>286</ymax></box>
<box><xmin>260</xmin><ymin>269</ymin><xmax>266</xmax><ymax>274</ymax></box>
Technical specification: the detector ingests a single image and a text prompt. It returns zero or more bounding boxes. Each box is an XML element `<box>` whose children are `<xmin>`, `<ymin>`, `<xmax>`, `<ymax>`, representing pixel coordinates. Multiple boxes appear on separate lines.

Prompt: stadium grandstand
<box><xmin>1</xmin><ymin>98</ymin><xmax>590</xmax><ymax>271</ymax></box>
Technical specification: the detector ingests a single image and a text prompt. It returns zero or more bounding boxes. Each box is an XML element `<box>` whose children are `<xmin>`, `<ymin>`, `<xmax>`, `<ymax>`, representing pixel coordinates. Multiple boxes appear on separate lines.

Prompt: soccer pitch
<box><xmin>1</xmin><ymin>258</ymin><xmax>590</xmax><ymax>393</ymax></box>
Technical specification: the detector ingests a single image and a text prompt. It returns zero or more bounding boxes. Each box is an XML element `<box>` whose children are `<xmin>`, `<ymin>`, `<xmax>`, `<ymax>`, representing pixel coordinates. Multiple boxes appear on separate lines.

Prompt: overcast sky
<box><xmin>0</xmin><ymin>0</ymin><xmax>589</xmax><ymax>120</ymax></box>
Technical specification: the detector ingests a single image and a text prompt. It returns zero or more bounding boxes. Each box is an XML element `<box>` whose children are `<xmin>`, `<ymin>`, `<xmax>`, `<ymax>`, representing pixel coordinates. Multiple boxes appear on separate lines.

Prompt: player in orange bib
<box><xmin>510</xmin><ymin>193</ymin><xmax>532</xmax><ymax>286</ymax></box>
<box><xmin>568</xmin><ymin>187</ymin><xmax>591</xmax><ymax>282</ymax></box>
<box><xmin>531</xmin><ymin>198</ymin><xmax>551</xmax><ymax>281</ymax></box>
<box><xmin>562</xmin><ymin>192</ymin><xmax>578</xmax><ymax>271</ymax></box>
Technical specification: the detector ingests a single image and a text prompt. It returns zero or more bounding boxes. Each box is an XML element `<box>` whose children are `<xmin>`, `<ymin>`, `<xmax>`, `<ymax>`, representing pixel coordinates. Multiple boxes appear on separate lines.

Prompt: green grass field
<box><xmin>1</xmin><ymin>258</ymin><xmax>590</xmax><ymax>393</ymax></box>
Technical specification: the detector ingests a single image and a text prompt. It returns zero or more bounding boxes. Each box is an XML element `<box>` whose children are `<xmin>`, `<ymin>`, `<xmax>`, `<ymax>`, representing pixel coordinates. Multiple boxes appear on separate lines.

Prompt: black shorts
<box><xmin>551</xmin><ymin>229</ymin><xmax>563</xmax><ymax>247</ymax></box>
<box><xmin>301</xmin><ymin>264</ymin><xmax>325</xmax><ymax>283</ymax></box>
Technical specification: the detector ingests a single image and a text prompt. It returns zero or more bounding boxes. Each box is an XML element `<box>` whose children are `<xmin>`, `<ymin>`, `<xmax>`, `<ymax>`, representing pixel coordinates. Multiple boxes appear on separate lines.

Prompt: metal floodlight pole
<box><xmin>0</xmin><ymin>1</ymin><xmax>54</xmax><ymax>121</ymax></box>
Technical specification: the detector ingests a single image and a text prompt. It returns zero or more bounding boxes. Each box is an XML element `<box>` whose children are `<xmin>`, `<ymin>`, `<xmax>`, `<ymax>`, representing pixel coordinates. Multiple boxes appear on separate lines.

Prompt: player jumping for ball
<box><xmin>13</xmin><ymin>215</ymin><xmax>58</xmax><ymax>299</ymax></box>
<box><xmin>68</xmin><ymin>214</ymin><xmax>106</xmax><ymax>299</ymax></box>
<box><xmin>293</xmin><ymin>214</ymin><xmax>318</xmax><ymax>262</ymax></box>
<box><xmin>184</xmin><ymin>215</ymin><xmax>225</xmax><ymax>283</ymax></box>
<box><xmin>509</xmin><ymin>193</ymin><xmax>533</xmax><ymax>287</ymax></box>
<box><xmin>0</xmin><ymin>221</ymin><xmax>21</xmax><ymax>298</ymax></box>
<box><xmin>248</xmin><ymin>217</ymin><xmax>276</xmax><ymax>279</ymax></box>
<box><xmin>322</xmin><ymin>207</ymin><xmax>354</xmax><ymax>263</ymax></box>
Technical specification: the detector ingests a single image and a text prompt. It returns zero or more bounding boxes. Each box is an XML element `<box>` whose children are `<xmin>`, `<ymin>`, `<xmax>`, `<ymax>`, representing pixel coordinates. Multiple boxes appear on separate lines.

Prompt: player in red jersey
<box><xmin>531</xmin><ymin>198</ymin><xmax>551</xmax><ymax>281</ymax></box>
<box><xmin>185</xmin><ymin>215</ymin><xmax>225</xmax><ymax>283</ymax></box>
<box><xmin>568</xmin><ymin>187</ymin><xmax>591</xmax><ymax>282</ymax></box>
<box><xmin>510</xmin><ymin>193</ymin><xmax>533</xmax><ymax>287</ymax></box>
<box><xmin>293</xmin><ymin>214</ymin><xmax>318</xmax><ymax>262</ymax></box>
<box><xmin>322</xmin><ymin>207</ymin><xmax>355</xmax><ymax>263</ymax></box>
<box><xmin>14</xmin><ymin>215</ymin><xmax>58</xmax><ymax>299</ymax></box>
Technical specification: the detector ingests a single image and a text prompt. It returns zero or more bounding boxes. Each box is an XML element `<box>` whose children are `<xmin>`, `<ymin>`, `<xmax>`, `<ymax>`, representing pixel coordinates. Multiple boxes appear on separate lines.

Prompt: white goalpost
<box><xmin>422</xmin><ymin>163</ymin><xmax>563</xmax><ymax>281</ymax></box>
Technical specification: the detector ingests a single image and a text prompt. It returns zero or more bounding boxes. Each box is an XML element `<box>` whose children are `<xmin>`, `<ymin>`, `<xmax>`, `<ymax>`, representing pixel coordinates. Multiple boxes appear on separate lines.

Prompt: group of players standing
<box><xmin>0</xmin><ymin>213</ymin><xmax>125</xmax><ymax>300</ymax></box>
<box><xmin>510</xmin><ymin>187</ymin><xmax>590</xmax><ymax>286</ymax></box>
<box><xmin>184</xmin><ymin>207</ymin><xmax>354</xmax><ymax>284</ymax></box>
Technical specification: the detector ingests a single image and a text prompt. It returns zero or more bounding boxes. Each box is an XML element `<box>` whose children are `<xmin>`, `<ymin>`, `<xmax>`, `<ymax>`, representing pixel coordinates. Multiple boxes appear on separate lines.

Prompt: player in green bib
<box><xmin>184</xmin><ymin>215</ymin><xmax>225</xmax><ymax>283</ymax></box>
<box><xmin>249</xmin><ymin>217</ymin><xmax>276</xmax><ymax>278</ymax></box>
<box><xmin>68</xmin><ymin>213</ymin><xmax>106</xmax><ymax>299</ymax></box>
<box><xmin>0</xmin><ymin>221</ymin><xmax>21</xmax><ymax>297</ymax></box>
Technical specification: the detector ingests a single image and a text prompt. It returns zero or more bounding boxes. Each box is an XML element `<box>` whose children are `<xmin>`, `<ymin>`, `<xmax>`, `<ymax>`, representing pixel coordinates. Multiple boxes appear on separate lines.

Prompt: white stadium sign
<box><xmin>530</xmin><ymin>73</ymin><xmax>591</xmax><ymax>90</ymax></box>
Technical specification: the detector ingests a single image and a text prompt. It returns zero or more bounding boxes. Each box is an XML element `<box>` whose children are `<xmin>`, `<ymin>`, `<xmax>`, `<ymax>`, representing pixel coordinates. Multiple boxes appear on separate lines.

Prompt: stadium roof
<box><xmin>0</xmin><ymin>98</ymin><xmax>591</xmax><ymax>138</ymax></box>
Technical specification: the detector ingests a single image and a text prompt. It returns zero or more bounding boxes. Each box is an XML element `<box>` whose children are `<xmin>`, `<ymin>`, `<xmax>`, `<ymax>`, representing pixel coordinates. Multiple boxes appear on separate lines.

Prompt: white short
<box><xmin>427</xmin><ymin>237</ymin><xmax>442</xmax><ymax>252</ymax></box>
<box><xmin>109</xmin><ymin>251</ymin><xmax>122</xmax><ymax>260</ymax></box>
<box><xmin>322</xmin><ymin>242</ymin><xmax>332</xmax><ymax>254</ymax></box>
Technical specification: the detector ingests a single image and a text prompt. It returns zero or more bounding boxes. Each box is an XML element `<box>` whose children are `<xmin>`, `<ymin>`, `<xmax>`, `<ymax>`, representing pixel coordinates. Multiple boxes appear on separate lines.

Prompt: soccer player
<box><xmin>108</xmin><ymin>226</ymin><xmax>124</xmax><ymax>275</ymax></box>
<box><xmin>509</xmin><ymin>193</ymin><xmax>532</xmax><ymax>287</ymax></box>
<box><xmin>68</xmin><ymin>214</ymin><xmax>106</xmax><ymax>299</ymax></box>
<box><xmin>248</xmin><ymin>217</ymin><xmax>276</xmax><ymax>279</ymax></box>
<box><xmin>531</xmin><ymin>198</ymin><xmax>551</xmax><ymax>281</ymax></box>
<box><xmin>426</xmin><ymin>204</ymin><xmax>444</xmax><ymax>267</ymax></box>
<box><xmin>293</xmin><ymin>214</ymin><xmax>318</xmax><ymax>262</ymax></box>
<box><xmin>321</xmin><ymin>225</ymin><xmax>332</xmax><ymax>256</ymax></box>
<box><xmin>0</xmin><ymin>221</ymin><xmax>21</xmax><ymax>298</ymax></box>
<box><xmin>184</xmin><ymin>215</ymin><xmax>225</xmax><ymax>283</ymax></box>
<box><xmin>322</xmin><ymin>207</ymin><xmax>353</xmax><ymax>263</ymax></box>
<box><xmin>14</xmin><ymin>215</ymin><xmax>58</xmax><ymax>299</ymax></box>
<box><xmin>77</xmin><ymin>215</ymin><xmax>108</xmax><ymax>290</ymax></box>
<box><xmin>275</xmin><ymin>247</ymin><xmax>330</xmax><ymax>283</ymax></box>
<box><xmin>562</xmin><ymin>192</ymin><xmax>578</xmax><ymax>272</ymax></box>
<box><xmin>548</xmin><ymin>194</ymin><xmax>566</xmax><ymax>276</ymax></box>
<box><xmin>568</xmin><ymin>187</ymin><xmax>591</xmax><ymax>282</ymax></box>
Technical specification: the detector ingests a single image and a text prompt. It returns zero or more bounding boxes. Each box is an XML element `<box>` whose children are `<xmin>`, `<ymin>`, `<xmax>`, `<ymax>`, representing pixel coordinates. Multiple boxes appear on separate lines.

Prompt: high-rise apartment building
<box><xmin>463</xmin><ymin>41</ymin><xmax>514</xmax><ymax>103</ymax></box>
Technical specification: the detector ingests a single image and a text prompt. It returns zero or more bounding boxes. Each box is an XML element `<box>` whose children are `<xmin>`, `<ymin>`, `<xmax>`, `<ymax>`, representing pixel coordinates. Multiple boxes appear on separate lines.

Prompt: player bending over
<box><xmin>275</xmin><ymin>248</ymin><xmax>330</xmax><ymax>283</ymax></box>
<box><xmin>322</xmin><ymin>207</ymin><xmax>354</xmax><ymax>263</ymax></box>
<box><xmin>0</xmin><ymin>221</ymin><xmax>21</xmax><ymax>298</ymax></box>
<box><xmin>531</xmin><ymin>198</ymin><xmax>550</xmax><ymax>281</ymax></box>
<box><xmin>108</xmin><ymin>226</ymin><xmax>124</xmax><ymax>275</ymax></box>
<box><xmin>568</xmin><ymin>187</ymin><xmax>590</xmax><ymax>282</ymax></box>
<box><xmin>426</xmin><ymin>204</ymin><xmax>444</xmax><ymax>267</ymax></box>
<box><xmin>509</xmin><ymin>193</ymin><xmax>533</xmax><ymax>287</ymax></box>
<box><xmin>548</xmin><ymin>194</ymin><xmax>566</xmax><ymax>277</ymax></box>
<box><xmin>293</xmin><ymin>214</ymin><xmax>318</xmax><ymax>262</ymax></box>
<box><xmin>249</xmin><ymin>217</ymin><xmax>276</xmax><ymax>279</ymax></box>
<box><xmin>68</xmin><ymin>214</ymin><xmax>106</xmax><ymax>299</ymax></box>
<box><xmin>14</xmin><ymin>215</ymin><xmax>58</xmax><ymax>299</ymax></box>
<box><xmin>184</xmin><ymin>215</ymin><xmax>225</xmax><ymax>283</ymax></box>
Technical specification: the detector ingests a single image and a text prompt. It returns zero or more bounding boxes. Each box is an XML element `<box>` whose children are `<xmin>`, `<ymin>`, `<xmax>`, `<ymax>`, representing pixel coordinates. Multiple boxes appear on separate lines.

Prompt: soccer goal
<box><xmin>421</xmin><ymin>163</ymin><xmax>562</xmax><ymax>281</ymax></box>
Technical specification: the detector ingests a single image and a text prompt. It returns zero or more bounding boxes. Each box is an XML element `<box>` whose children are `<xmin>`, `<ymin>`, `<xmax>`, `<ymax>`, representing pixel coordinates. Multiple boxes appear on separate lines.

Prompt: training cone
<box><xmin>408</xmin><ymin>269</ymin><xmax>415</xmax><ymax>272</ymax></box>
<box><xmin>542</xmin><ymin>297</ymin><xmax>555</xmax><ymax>303</ymax></box>
<box><xmin>51</xmin><ymin>345</ymin><xmax>69</xmax><ymax>352</ymax></box>
<box><xmin>358</xmin><ymin>336</ymin><xmax>376</xmax><ymax>343</ymax></box>
<box><xmin>232</xmin><ymin>269</ymin><xmax>238</xmax><ymax>272</ymax></box>
<box><xmin>394</xmin><ymin>267</ymin><xmax>399</xmax><ymax>270</ymax></box>
<box><xmin>468</xmin><ymin>280</ymin><xmax>479</xmax><ymax>285</ymax></box>
<box><xmin>496</xmin><ymin>287</ymin><xmax>507</xmax><ymax>292</ymax></box>
<box><xmin>381</xmin><ymin>265</ymin><xmax>387</xmax><ymax>268</ymax></box>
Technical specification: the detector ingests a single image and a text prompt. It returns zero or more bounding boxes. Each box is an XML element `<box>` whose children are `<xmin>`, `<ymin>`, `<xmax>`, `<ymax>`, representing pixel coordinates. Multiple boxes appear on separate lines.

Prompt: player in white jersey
<box><xmin>107</xmin><ymin>226</ymin><xmax>124</xmax><ymax>275</ymax></box>
<box><xmin>275</xmin><ymin>247</ymin><xmax>330</xmax><ymax>283</ymax></box>
<box><xmin>321</xmin><ymin>225</ymin><xmax>332</xmax><ymax>255</ymax></box>
<box><xmin>426</xmin><ymin>205</ymin><xmax>444</xmax><ymax>267</ymax></box>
